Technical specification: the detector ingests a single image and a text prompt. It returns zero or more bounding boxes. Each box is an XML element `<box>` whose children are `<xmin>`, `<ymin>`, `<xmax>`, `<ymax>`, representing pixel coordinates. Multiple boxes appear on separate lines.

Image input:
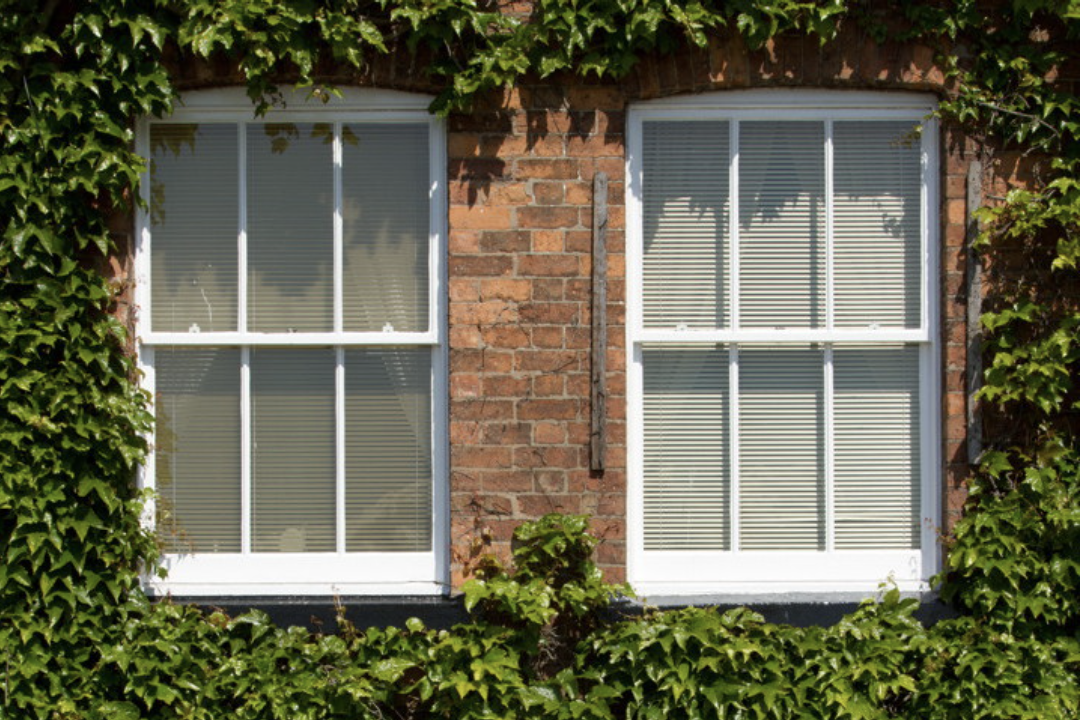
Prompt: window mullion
<box><xmin>823</xmin><ymin>344</ymin><xmax>835</xmax><ymax>552</ymax></box>
<box><xmin>729</xmin><ymin>344</ymin><xmax>740</xmax><ymax>552</ymax></box>
<box><xmin>238</xmin><ymin>122</ymin><xmax>248</xmax><ymax>333</ymax></box>
<box><xmin>336</xmin><ymin>347</ymin><xmax>346</xmax><ymax>554</ymax></box>
<box><xmin>240</xmin><ymin>346</ymin><xmax>252</xmax><ymax>554</ymax></box>
<box><xmin>825</xmin><ymin>120</ymin><xmax>835</xmax><ymax>330</ymax></box>
<box><xmin>334</xmin><ymin>122</ymin><xmax>344</xmax><ymax>334</ymax></box>
<box><xmin>729</xmin><ymin>119</ymin><xmax>740</xmax><ymax>331</ymax></box>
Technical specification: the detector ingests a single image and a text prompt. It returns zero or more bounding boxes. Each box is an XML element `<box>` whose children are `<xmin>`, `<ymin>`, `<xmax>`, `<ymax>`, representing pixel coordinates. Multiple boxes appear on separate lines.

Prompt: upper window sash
<box><xmin>135</xmin><ymin>90</ymin><xmax>445</xmax><ymax>346</ymax></box>
<box><xmin>627</xmin><ymin>97</ymin><xmax>937</xmax><ymax>344</ymax></box>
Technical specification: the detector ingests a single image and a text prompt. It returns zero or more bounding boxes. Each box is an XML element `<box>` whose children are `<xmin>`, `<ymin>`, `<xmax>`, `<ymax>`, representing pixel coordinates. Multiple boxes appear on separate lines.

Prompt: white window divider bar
<box><xmin>240</xmin><ymin>346</ymin><xmax>251</xmax><ymax>554</ymax></box>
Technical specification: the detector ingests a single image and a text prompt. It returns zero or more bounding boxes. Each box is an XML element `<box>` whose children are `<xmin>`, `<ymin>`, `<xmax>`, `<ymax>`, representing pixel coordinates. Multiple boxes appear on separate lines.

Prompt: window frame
<box><xmin>625</xmin><ymin>90</ymin><xmax>941</xmax><ymax>596</ymax></box>
<box><xmin>135</xmin><ymin>87</ymin><xmax>449</xmax><ymax>596</ymax></box>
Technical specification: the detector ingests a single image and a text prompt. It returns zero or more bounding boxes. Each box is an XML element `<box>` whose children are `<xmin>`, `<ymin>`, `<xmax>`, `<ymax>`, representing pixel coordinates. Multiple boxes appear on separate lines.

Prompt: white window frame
<box><xmin>626</xmin><ymin>90</ymin><xmax>941</xmax><ymax>597</ymax></box>
<box><xmin>135</xmin><ymin>87</ymin><xmax>448</xmax><ymax>596</ymax></box>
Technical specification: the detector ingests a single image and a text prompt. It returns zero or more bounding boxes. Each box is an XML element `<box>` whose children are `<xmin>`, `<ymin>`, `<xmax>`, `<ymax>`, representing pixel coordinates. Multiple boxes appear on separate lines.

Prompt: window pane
<box><xmin>342</xmin><ymin>124</ymin><xmax>430</xmax><ymax>332</ymax></box>
<box><xmin>251</xmin><ymin>349</ymin><xmax>336</xmax><ymax>552</ymax></box>
<box><xmin>155</xmin><ymin>348</ymin><xmax>241</xmax><ymax>552</ymax></box>
<box><xmin>739</xmin><ymin>346</ymin><xmax>824</xmax><ymax>550</ymax></box>
<box><xmin>643</xmin><ymin>345</ymin><xmax>730</xmax><ymax>550</ymax></box>
<box><xmin>834</xmin><ymin>122</ymin><xmax>922</xmax><ymax>328</ymax></box>
<box><xmin>345</xmin><ymin>349</ymin><xmax>433</xmax><ymax>551</ymax></box>
<box><xmin>642</xmin><ymin>121</ymin><xmax>730</xmax><ymax>329</ymax></box>
<box><xmin>834</xmin><ymin>345</ymin><xmax>921</xmax><ymax>549</ymax></box>
<box><xmin>150</xmin><ymin>124</ymin><xmax>238</xmax><ymax>333</ymax></box>
<box><xmin>739</xmin><ymin>122</ymin><xmax>826</xmax><ymax>328</ymax></box>
<box><xmin>247</xmin><ymin>123</ymin><xmax>334</xmax><ymax>332</ymax></box>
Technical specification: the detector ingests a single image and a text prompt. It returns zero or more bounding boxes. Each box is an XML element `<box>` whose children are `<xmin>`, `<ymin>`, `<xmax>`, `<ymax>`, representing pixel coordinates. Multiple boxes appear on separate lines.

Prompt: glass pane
<box><xmin>150</xmin><ymin>124</ymin><xmax>238</xmax><ymax>333</ymax></box>
<box><xmin>738</xmin><ymin>346</ymin><xmax>825</xmax><ymax>550</ymax></box>
<box><xmin>642</xmin><ymin>121</ymin><xmax>730</xmax><ymax>329</ymax></box>
<box><xmin>643</xmin><ymin>345</ymin><xmax>730</xmax><ymax>550</ymax></box>
<box><xmin>342</xmin><ymin>124</ymin><xmax>430</xmax><ymax>332</ymax></box>
<box><xmin>739</xmin><ymin>121</ymin><xmax>826</xmax><ymax>328</ymax></box>
<box><xmin>247</xmin><ymin>123</ymin><xmax>333</xmax><ymax>332</ymax></box>
<box><xmin>155</xmin><ymin>348</ymin><xmax>241</xmax><ymax>552</ymax></box>
<box><xmin>345</xmin><ymin>348</ymin><xmax>433</xmax><ymax>551</ymax></box>
<box><xmin>834</xmin><ymin>345</ymin><xmax>921</xmax><ymax>549</ymax></box>
<box><xmin>251</xmin><ymin>348</ymin><xmax>336</xmax><ymax>552</ymax></box>
<box><xmin>834</xmin><ymin>121</ymin><xmax>922</xmax><ymax>329</ymax></box>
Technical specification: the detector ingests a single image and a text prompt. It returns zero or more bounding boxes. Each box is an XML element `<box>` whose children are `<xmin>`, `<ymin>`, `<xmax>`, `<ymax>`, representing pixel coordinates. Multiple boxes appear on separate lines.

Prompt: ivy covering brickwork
<box><xmin>2</xmin><ymin>0</ymin><xmax>1080</xmax><ymax>717</ymax></box>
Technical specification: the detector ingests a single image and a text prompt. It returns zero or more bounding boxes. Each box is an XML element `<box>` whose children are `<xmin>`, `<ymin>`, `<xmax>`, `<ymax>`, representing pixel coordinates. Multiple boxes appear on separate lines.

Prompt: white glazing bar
<box><xmin>240</xmin><ymin>346</ymin><xmax>252</xmax><ymax>554</ymax></box>
<box><xmin>238</xmin><ymin>122</ymin><xmax>248</xmax><ymax>333</ymax></box>
<box><xmin>335</xmin><ymin>346</ymin><xmax>346</xmax><ymax>554</ymax></box>
<box><xmin>333</xmin><ymin>122</ymin><xmax>344</xmax><ymax>334</ymax></box>
<box><xmin>140</xmin><ymin>346</ymin><xmax>157</xmax><ymax>528</ymax></box>
<box><xmin>428</xmin><ymin>118</ymin><xmax>445</xmax><ymax>337</ymax></box>
<box><xmin>632</xmin><ymin>327</ymin><xmax>929</xmax><ymax>346</ymax></box>
<box><xmin>730</xmin><ymin>120</ymin><xmax>740</xmax><ymax>330</ymax></box>
<box><xmin>823</xmin><ymin>345</ymin><xmax>835</xmax><ymax>552</ymax></box>
<box><xmin>142</xmin><ymin>331</ymin><xmax>441</xmax><ymax>346</ymax></box>
<box><xmin>729</xmin><ymin>344</ymin><xmax>740</xmax><ymax>552</ymax></box>
<box><xmin>824</xmin><ymin>120</ymin><xmax>835</xmax><ymax>330</ymax></box>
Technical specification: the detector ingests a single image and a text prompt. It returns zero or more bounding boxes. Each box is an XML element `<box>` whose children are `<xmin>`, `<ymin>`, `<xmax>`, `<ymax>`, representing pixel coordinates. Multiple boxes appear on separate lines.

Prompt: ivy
<box><xmin>1</xmin><ymin>0</ymin><xmax>1080</xmax><ymax>717</ymax></box>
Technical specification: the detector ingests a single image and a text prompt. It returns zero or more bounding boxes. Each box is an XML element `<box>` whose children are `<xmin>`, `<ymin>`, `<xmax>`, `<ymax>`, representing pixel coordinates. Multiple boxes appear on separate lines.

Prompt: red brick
<box><xmin>519</xmin><ymin>255</ymin><xmax>583</xmax><ymax>277</ymax></box>
<box><xmin>517</xmin><ymin>493</ymin><xmax>582</xmax><ymax>516</ymax></box>
<box><xmin>480</xmin><ymin>278</ymin><xmax>531</xmax><ymax>302</ymax></box>
<box><xmin>515</xmin><ymin>158</ymin><xmax>579</xmax><ymax>180</ymax></box>
<box><xmin>450</xmin><ymin>205</ymin><xmax>511</xmax><ymax>230</ymax></box>
<box><xmin>483</xmin><ymin>375</ymin><xmax>531</xmax><ymax>397</ymax></box>
<box><xmin>453</xmin><ymin>446</ymin><xmax>513</xmax><ymax>468</ymax></box>
<box><xmin>481</xmin><ymin>326</ymin><xmax>530</xmax><ymax>349</ymax></box>
<box><xmin>515</xmin><ymin>350</ymin><xmax>582</xmax><ymax>374</ymax></box>
<box><xmin>517</xmin><ymin>206</ymin><xmax>581</xmax><ymax>229</ymax></box>
<box><xmin>517</xmin><ymin>398</ymin><xmax>580</xmax><ymax>420</ymax></box>
<box><xmin>533</xmin><ymin>374</ymin><xmax>565</xmax><ymax>397</ymax></box>
<box><xmin>449</xmin><ymin>256</ymin><xmax>514</xmax><ymax>277</ymax></box>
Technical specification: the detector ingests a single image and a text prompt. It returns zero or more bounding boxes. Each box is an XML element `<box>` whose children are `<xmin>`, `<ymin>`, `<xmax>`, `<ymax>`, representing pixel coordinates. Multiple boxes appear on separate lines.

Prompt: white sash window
<box><xmin>136</xmin><ymin>89</ymin><xmax>447</xmax><ymax>596</ymax></box>
<box><xmin>627</xmin><ymin>91</ymin><xmax>940</xmax><ymax>595</ymax></box>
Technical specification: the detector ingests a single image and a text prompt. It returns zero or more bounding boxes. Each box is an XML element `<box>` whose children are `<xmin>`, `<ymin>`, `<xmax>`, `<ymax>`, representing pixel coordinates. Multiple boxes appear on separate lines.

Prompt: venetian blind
<box><xmin>738</xmin><ymin>347</ymin><xmax>825</xmax><ymax>551</ymax></box>
<box><xmin>833</xmin><ymin>121</ymin><xmax>922</xmax><ymax>329</ymax></box>
<box><xmin>342</xmin><ymin>124</ymin><xmax>430</xmax><ymax>332</ymax></box>
<box><xmin>739</xmin><ymin>121</ymin><xmax>826</xmax><ymax>329</ymax></box>
<box><xmin>641</xmin><ymin>121</ymin><xmax>730</xmax><ymax>329</ymax></box>
<box><xmin>250</xmin><ymin>349</ymin><xmax>336</xmax><ymax>553</ymax></box>
<box><xmin>150</xmin><ymin>124</ymin><xmax>238</xmax><ymax>333</ymax></box>
<box><xmin>247</xmin><ymin>123</ymin><xmax>334</xmax><ymax>333</ymax></box>
<box><xmin>345</xmin><ymin>348</ymin><xmax>433</xmax><ymax>551</ymax></box>
<box><xmin>642</xmin><ymin>345</ymin><xmax>730</xmax><ymax>551</ymax></box>
<box><xmin>834</xmin><ymin>345</ymin><xmax>921</xmax><ymax>549</ymax></box>
<box><xmin>155</xmin><ymin>348</ymin><xmax>241</xmax><ymax>553</ymax></box>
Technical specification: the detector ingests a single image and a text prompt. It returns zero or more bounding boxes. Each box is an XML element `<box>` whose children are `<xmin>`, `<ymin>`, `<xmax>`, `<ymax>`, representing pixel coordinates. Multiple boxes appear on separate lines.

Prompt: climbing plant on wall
<box><xmin>1</xmin><ymin>0</ymin><xmax>1079</xmax><ymax>717</ymax></box>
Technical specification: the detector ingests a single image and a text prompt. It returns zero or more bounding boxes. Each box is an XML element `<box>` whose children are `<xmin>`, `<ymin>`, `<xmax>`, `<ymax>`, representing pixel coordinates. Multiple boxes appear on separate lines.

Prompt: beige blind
<box><xmin>250</xmin><ymin>349</ymin><xmax>336</xmax><ymax>553</ymax></box>
<box><xmin>641</xmin><ymin>121</ymin><xmax>730</xmax><ymax>329</ymax></box>
<box><xmin>739</xmin><ymin>121</ymin><xmax>826</xmax><ymax>329</ymax></box>
<box><xmin>247</xmin><ymin>123</ymin><xmax>334</xmax><ymax>333</ymax></box>
<box><xmin>834</xmin><ymin>345</ymin><xmax>921</xmax><ymax>549</ymax></box>
<box><xmin>342</xmin><ymin>124</ymin><xmax>430</xmax><ymax>332</ymax></box>
<box><xmin>155</xmin><ymin>348</ymin><xmax>241</xmax><ymax>553</ymax></box>
<box><xmin>738</xmin><ymin>347</ymin><xmax>825</xmax><ymax>550</ymax></box>
<box><xmin>150</xmin><ymin>124</ymin><xmax>238</xmax><ymax>333</ymax></box>
<box><xmin>833</xmin><ymin>121</ymin><xmax>922</xmax><ymax>328</ymax></box>
<box><xmin>642</xmin><ymin>345</ymin><xmax>731</xmax><ymax>550</ymax></box>
<box><xmin>345</xmin><ymin>348</ymin><xmax>433</xmax><ymax>551</ymax></box>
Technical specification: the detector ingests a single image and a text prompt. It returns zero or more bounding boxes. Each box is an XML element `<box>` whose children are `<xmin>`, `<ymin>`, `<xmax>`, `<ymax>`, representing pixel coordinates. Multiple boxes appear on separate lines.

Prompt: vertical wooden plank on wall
<box><xmin>966</xmin><ymin>160</ymin><xmax>984</xmax><ymax>463</ymax></box>
<box><xmin>591</xmin><ymin>172</ymin><xmax>609</xmax><ymax>472</ymax></box>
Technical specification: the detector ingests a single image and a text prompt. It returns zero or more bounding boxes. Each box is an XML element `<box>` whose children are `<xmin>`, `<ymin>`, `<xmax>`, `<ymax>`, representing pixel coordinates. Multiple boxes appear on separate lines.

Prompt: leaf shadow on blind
<box><xmin>641</xmin><ymin>121</ymin><xmax>730</xmax><ymax>329</ymax></box>
<box><xmin>833</xmin><ymin>121</ymin><xmax>922</xmax><ymax>328</ymax></box>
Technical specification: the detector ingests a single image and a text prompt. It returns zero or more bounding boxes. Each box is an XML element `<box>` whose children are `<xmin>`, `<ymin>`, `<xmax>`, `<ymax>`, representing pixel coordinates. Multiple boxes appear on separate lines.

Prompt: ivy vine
<box><xmin>2</xmin><ymin>0</ymin><xmax>1079</xmax><ymax>718</ymax></box>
